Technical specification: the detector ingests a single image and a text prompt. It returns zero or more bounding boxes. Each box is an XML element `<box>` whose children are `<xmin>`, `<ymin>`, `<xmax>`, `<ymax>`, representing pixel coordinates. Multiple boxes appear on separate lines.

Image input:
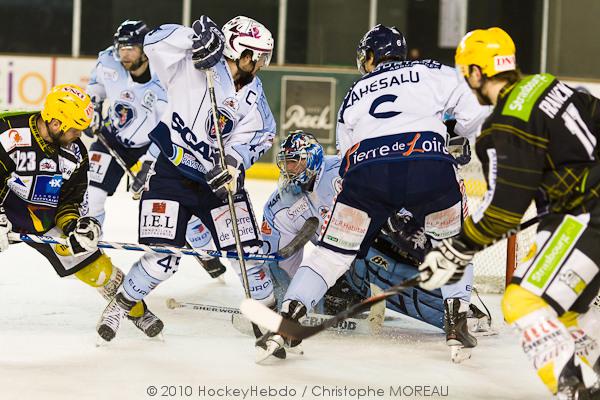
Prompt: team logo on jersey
<box><xmin>333</xmin><ymin>176</ymin><xmax>343</xmax><ymax>194</ymax></box>
<box><xmin>0</xmin><ymin>128</ymin><xmax>31</xmax><ymax>152</ymax></box>
<box><xmin>369</xmin><ymin>255</ymin><xmax>389</xmax><ymax>270</ymax></box>
<box><xmin>120</xmin><ymin>90</ymin><xmax>135</xmax><ymax>101</ymax></box>
<box><xmin>7</xmin><ymin>174</ymin><xmax>33</xmax><ymax>200</ymax></box>
<box><xmin>39</xmin><ymin>158</ymin><xmax>57</xmax><ymax>172</ymax></box>
<box><xmin>318</xmin><ymin>206</ymin><xmax>330</xmax><ymax>220</ymax></box>
<box><xmin>31</xmin><ymin>174</ymin><xmax>64</xmax><ymax>206</ymax></box>
<box><xmin>261</xmin><ymin>218</ymin><xmax>272</xmax><ymax>235</ymax></box>
<box><xmin>142</xmin><ymin>90</ymin><xmax>157</xmax><ymax>110</ymax></box>
<box><xmin>205</xmin><ymin>107</ymin><xmax>235</xmax><ymax>142</ymax></box>
<box><xmin>113</xmin><ymin>102</ymin><xmax>136</xmax><ymax>129</ymax></box>
<box><xmin>223</xmin><ymin>97</ymin><xmax>239</xmax><ymax>111</ymax></box>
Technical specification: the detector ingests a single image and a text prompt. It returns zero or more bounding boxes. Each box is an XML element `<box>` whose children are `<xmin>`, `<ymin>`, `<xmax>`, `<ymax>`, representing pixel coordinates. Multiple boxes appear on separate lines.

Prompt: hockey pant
<box><xmin>502</xmin><ymin>212</ymin><xmax>600</xmax><ymax>394</ymax></box>
<box><xmin>120</xmin><ymin>155</ymin><xmax>273</xmax><ymax>303</ymax></box>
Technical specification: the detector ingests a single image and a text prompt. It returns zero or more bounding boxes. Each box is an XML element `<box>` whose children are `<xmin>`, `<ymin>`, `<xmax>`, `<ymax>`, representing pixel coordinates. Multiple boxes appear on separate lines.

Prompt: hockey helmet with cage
<box><xmin>41</xmin><ymin>84</ymin><xmax>93</xmax><ymax>133</ymax></box>
<box><xmin>356</xmin><ymin>24</ymin><xmax>407</xmax><ymax>75</ymax></box>
<box><xmin>114</xmin><ymin>20</ymin><xmax>150</xmax><ymax>50</ymax></box>
<box><xmin>222</xmin><ymin>16</ymin><xmax>274</xmax><ymax>67</ymax></box>
<box><xmin>277</xmin><ymin>131</ymin><xmax>324</xmax><ymax>190</ymax></box>
<box><xmin>455</xmin><ymin>27</ymin><xmax>516</xmax><ymax>79</ymax></box>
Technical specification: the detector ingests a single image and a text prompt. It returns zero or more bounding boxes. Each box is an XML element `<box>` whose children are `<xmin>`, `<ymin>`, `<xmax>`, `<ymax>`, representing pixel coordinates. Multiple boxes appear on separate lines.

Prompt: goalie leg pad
<box><xmin>74</xmin><ymin>253</ymin><xmax>114</xmax><ymax>288</ymax></box>
<box><xmin>121</xmin><ymin>252</ymin><xmax>181</xmax><ymax>301</ymax></box>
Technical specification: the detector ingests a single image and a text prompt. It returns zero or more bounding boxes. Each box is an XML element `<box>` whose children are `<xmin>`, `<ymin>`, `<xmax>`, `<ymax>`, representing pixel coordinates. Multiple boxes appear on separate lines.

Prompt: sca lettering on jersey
<box><xmin>171</xmin><ymin>112</ymin><xmax>213</xmax><ymax>162</ymax></box>
<box><xmin>341</xmin><ymin>131</ymin><xmax>450</xmax><ymax>173</ymax></box>
<box><xmin>31</xmin><ymin>174</ymin><xmax>64</xmax><ymax>206</ymax></box>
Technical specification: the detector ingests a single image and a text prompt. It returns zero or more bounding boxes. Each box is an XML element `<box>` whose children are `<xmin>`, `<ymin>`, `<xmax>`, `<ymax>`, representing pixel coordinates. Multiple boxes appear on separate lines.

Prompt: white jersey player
<box><xmin>95</xmin><ymin>15</ymin><xmax>276</xmax><ymax>343</ymax></box>
<box><xmin>85</xmin><ymin>20</ymin><xmax>167</xmax><ymax>225</ymax></box>
<box><xmin>259</xmin><ymin>25</ymin><xmax>489</xmax><ymax>357</ymax></box>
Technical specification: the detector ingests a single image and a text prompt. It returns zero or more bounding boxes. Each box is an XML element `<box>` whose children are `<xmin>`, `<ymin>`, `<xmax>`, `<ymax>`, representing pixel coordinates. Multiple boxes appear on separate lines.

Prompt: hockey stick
<box><xmin>94</xmin><ymin>129</ymin><xmax>145</xmax><ymax>200</ymax></box>
<box><xmin>95</xmin><ymin>130</ymin><xmax>227</xmax><ymax>278</ymax></box>
<box><xmin>241</xmin><ymin>212</ymin><xmax>545</xmax><ymax>341</ymax></box>
<box><xmin>166</xmin><ymin>298</ymin><xmax>375</xmax><ymax>335</ymax></box>
<box><xmin>7</xmin><ymin>216</ymin><xmax>318</xmax><ymax>261</ymax></box>
<box><xmin>205</xmin><ymin>70</ymin><xmax>253</xmax><ymax>299</ymax></box>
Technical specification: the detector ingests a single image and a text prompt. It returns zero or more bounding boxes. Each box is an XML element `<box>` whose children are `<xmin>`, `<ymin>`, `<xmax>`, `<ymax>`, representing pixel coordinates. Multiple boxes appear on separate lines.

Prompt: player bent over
<box><xmin>258</xmin><ymin>25</ymin><xmax>489</xmax><ymax>358</ymax></box>
<box><xmin>0</xmin><ymin>84</ymin><xmax>162</xmax><ymax>337</ymax></box>
<box><xmin>260</xmin><ymin>132</ymin><xmax>489</xmax><ymax>361</ymax></box>
<box><xmin>95</xmin><ymin>15</ymin><xmax>276</xmax><ymax>342</ymax></box>
<box><xmin>420</xmin><ymin>28</ymin><xmax>600</xmax><ymax>398</ymax></box>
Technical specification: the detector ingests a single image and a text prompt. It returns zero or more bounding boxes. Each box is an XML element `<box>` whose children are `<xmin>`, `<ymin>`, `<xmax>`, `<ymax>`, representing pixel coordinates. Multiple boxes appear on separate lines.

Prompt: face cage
<box><xmin>276</xmin><ymin>151</ymin><xmax>310</xmax><ymax>187</ymax></box>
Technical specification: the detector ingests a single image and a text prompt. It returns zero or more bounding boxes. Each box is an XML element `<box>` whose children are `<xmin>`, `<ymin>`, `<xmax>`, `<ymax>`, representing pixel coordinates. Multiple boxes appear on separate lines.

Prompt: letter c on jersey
<box><xmin>369</xmin><ymin>94</ymin><xmax>402</xmax><ymax>119</ymax></box>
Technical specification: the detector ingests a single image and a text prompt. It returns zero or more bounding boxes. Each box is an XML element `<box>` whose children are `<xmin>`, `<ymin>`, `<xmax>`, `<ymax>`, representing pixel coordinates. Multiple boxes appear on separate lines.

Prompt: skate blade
<box><xmin>95</xmin><ymin>334</ymin><xmax>111</xmax><ymax>348</ymax></box>
<box><xmin>286</xmin><ymin>344</ymin><xmax>304</xmax><ymax>356</ymax></box>
<box><xmin>255</xmin><ymin>340</ymin><xmax>286</xmax><ymax>364</ymax></box>
<box><xmin>449</xmin><ymin>345</ymin><xmax>471</xmax><ymax>364</ymax></box>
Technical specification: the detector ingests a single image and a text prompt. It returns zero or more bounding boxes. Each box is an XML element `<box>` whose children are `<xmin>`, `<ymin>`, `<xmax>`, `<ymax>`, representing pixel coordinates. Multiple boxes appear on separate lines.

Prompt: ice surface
<box><xmin>0</xmin><ymin>180</ymin><xmax>548</xmax><ymax>400</ymax></box>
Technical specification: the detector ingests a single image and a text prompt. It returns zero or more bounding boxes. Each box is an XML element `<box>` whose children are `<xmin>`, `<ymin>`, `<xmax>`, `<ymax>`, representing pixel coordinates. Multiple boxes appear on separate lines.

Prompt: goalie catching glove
<box><xmin>419</xmin><ymin>237</ymin><xmax>475</xmax><ymax>291</ymax></box>
<box><xmin>63</xmin><ymin>216</ymin><xmax>102</xmax><ymax>256</ymax></box>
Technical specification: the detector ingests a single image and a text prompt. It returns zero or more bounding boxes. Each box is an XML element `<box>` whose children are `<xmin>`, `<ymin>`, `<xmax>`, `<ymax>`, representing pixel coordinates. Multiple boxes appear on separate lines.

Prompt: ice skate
<box><xmin>97</xmin><ymin>292</ymin><xmax>135</xmax><ymax>343</ymax></box>
<box><xmin>445</xmin><ymin>298</ymin><xmax>477</xmax><ymax>363</ymax></box>
<box><xmin>128</xmin><ymin>301</ymin><xmax>164</xmax><ymax>340</ymax></box>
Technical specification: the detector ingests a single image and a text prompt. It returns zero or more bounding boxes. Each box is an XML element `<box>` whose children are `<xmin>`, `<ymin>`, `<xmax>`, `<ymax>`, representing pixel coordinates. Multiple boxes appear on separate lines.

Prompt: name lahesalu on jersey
<box><xmin>335</xmin><ymin>59</ymin><xmax>484</xmax><ymax>176</ymax></box>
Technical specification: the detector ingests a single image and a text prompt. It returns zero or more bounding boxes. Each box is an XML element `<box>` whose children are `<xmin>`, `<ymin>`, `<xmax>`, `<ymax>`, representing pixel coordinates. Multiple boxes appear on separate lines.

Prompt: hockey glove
<box><xmin>191</xmin><ymin>16</ymin><xmax>225</xmax><ymax>70</ymax></box>
<box><xmin>419</xmin><ymin>237</ymin><xmax>474</xmax><ymax>291</ymax></box>
<box><xmin>206</xmin><ymin>154</ymin><xmax>243</xmax><ymax>200</ymax></box>
<box><xmin>83</xmin><ymin>101</ymin><xmax>103</xmax><ymax>138</ymax></box>
<box><xmin>131</xmin><ymin>156</ymin><xmax>155</xmax><ymax>199</ymax></box>
<box><xmin>64</xmin><ymin>216</ymin><xmax>102</xmax><ymax>256</ymax></box>
<box><xmin>447</xmin><ymin>136</ymin><xmax>471</xmax><ymax>166</ymax></box>
<box><xmin>0</xmin><ymin>207</ymin><xmax>12</xmax><ymax>252</ymax></box>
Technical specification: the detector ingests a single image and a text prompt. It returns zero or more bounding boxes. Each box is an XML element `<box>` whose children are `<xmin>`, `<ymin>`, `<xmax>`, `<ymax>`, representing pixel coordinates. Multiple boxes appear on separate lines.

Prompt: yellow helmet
<box><xmin>455</xmin><ymin>27</ymin><xmax>516</xmax><ymax>78</ymax></box>
<box><xmin>41</xmin><ymin>84</ymin><xmax>93</xmax><ymax>133</ymax></box>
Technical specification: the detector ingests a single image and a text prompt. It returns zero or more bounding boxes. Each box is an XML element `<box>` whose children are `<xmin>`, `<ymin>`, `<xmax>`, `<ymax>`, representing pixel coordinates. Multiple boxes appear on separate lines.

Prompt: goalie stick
<box><xmin>7</xmin><ymin>216</ymin><xmax>318</xmax><ymax>261</ymax></box>
<box><xmin>165</xmin><ymin>298</ymin><xmax>376</xmax><ymax>335</ymax></box>
<box><xmin>241</xmin><ymin>212</ymin><xmax>545</xmax><ymax>342</ymax></box>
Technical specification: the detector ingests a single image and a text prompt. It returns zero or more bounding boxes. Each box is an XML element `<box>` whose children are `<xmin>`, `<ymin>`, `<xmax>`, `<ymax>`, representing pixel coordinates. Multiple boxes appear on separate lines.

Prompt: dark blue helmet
<box><xmin>356</xmin><ymin>24</ymin><xmax>407</xmax><ymax>75</ymax></box>
<box><xmin>114</xmin><ymin>20</ymin><xmax>150</xmax><ymax>49</ymax></box>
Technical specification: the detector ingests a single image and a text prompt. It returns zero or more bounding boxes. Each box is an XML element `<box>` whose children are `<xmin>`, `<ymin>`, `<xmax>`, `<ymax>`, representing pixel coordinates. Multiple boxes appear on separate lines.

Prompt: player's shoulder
<box><xmin>97</xmin><ymin>46</ymin><xmax>119</xmax><ymax>64</ymax></box>
<box><xmin>493</xmin><ymin>73</ymin><xmax>559</xmax><ymax>127</ymax></box>
<box><xmin>265</xmin><ymin>187</ymin><xmax>300</xmax><ymax>212</ymax></box>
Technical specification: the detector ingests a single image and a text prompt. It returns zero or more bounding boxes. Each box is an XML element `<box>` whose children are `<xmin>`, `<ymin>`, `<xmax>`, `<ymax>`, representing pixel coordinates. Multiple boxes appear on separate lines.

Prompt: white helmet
<box><xmin>222</xmin><ymin>16</ymin><xmax>274</xmax><ymax>67</ymax></box>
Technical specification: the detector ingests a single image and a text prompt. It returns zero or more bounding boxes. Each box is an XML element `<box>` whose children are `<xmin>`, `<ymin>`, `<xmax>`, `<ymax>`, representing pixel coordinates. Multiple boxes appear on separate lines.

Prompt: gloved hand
<box><xmin>447</xmin><ymin>136</ymin><xmax>471</xmax><ymax>166</ymax></box>
<box><xmin>131</xmin><ymin>155</ymin><xmax>155</xmax><ymax>199</ymax></box>
<box><xmin>419</xmin><ymin>237</ymin><xmax>475</xmax><ymax>291</ymax></box>
<box><xmin>83</xmin><ymin>102</ymin><xmax>103</xmax><ymax>138</ymax></box>
<box><xmin>191</xmin><ymin>15</ymin><xmax>225</xmax><ymax>70</ymax></box>
<box><xmin>0</xmin><ymin>207</ymin><xmax>12</xmax><ymax>252</ymax></box>
<box><xmin>206</xmin><ymin>154</ymin><xmax>243</xmax><ymax>200</ymax></box>
<box><xmin>64</xmin><ymin>216</ymin><xmax>102</xmax><ymax>256</ymax></box>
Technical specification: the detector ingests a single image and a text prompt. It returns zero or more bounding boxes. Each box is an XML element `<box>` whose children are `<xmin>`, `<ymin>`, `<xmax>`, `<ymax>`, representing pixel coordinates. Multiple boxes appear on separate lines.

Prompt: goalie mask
<box><xmin>276</xmin><ymin>131</ymin><xmax>324</xmax><ymax>191</ymax></box>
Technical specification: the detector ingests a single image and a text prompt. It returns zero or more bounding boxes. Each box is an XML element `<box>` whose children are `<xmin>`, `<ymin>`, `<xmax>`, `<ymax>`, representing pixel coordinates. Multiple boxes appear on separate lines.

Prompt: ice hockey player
<box><xmin>95</xmin><ymin>15</ymin><xmax>277</xmax><ymax>342</ymax></box>
<box><xmin>257</xmin><ymin>23</ymin><xmax>490</xmax><ymax>357</ymax></box>
<box><xmin>86</xmin><ymin>19</ymin><xmax>226</xmax><ymax>278</ymax></box>
<box><xmin>419</xmin><ymin>27</ymin><xmax>600</xmax><ymax>398</ymax></box>
<box><xmin>259</xmin><ymin>130</ymin><xmax>490</xmax><ymax>361</ymax></box>
<box><xmin>0</xmin><ymin>84</ymin><xmax>162</xmax><ymax>338</ymax></box>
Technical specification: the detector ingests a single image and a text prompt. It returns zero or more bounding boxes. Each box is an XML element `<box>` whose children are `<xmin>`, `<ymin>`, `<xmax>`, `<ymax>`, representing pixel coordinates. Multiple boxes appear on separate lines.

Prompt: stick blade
<box><xmin>277</xmin><ymin>217</ymin><xmax>319</xmax><ymax>259</ymax></box>
<box><xmin>240</xmin><ymin>299</ymin><xmax>282</xmax><ymax>333</ymax></box>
